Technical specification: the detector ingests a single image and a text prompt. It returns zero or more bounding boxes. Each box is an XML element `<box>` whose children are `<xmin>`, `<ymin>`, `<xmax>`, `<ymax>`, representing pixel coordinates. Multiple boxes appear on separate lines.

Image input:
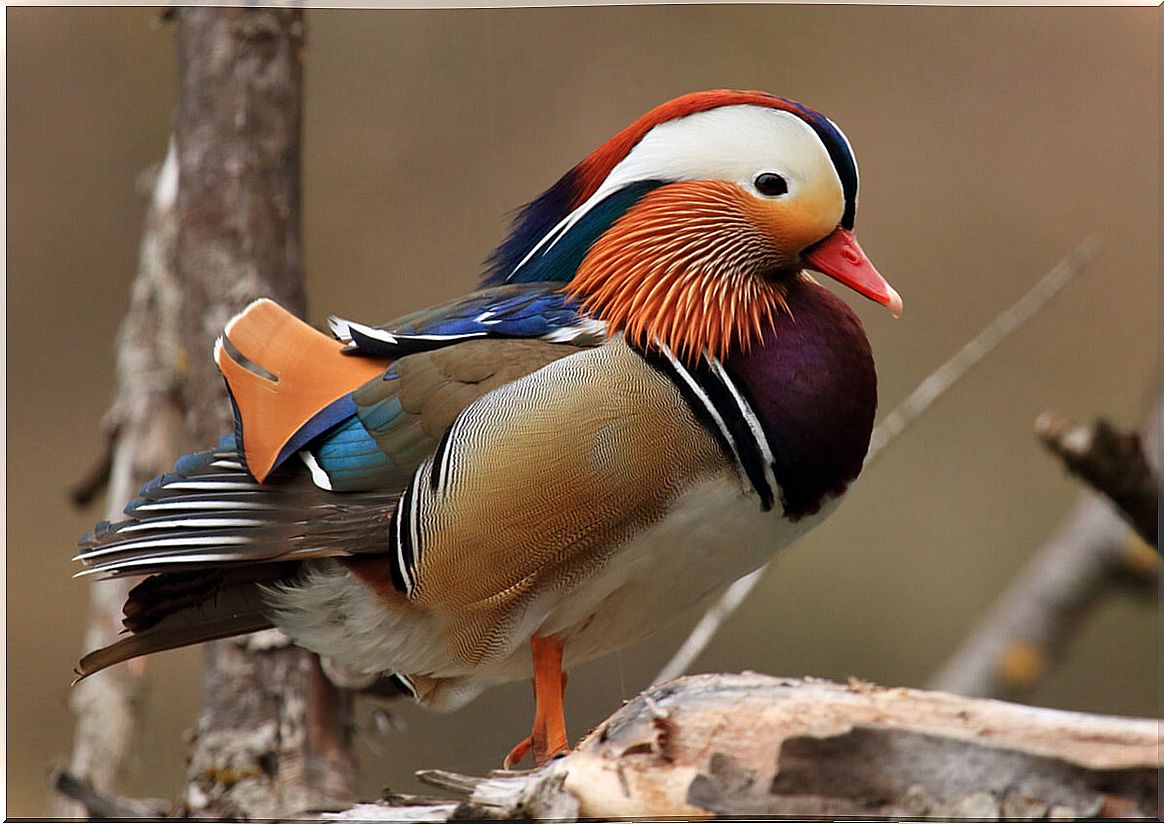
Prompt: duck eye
<box><xmin>754</xmin><ymin>173</ymin><xmax>789</xmax><ymax>197</ymax></box>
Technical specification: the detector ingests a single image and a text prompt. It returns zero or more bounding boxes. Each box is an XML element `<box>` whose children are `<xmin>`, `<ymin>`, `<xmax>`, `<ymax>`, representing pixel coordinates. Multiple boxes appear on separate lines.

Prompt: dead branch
<box><xmin>171</xmin><ymin>8</ymin><xmax>356</xmax><ymax>817</ymax></box>
<box><xmin>1036</xmin><ymin>412</ymin><xmax>1158</xmax><ymax>548</ymax></box>
<box><xmin>928</xmin><ymin>403</ymin><xmax>1159</xmax><ymax>698</ymax></box>
<box><xmin>654</xmin><ymin>238</ymin><xmax>1103</xmax><ymax>685</ymax></box>
<box><xmin>53</xmin><ymin>141</ymin><xmax>185</xmax><ymax>819</ymax></box>
<box><xmin>327</xmin><ymin>675</ymin><xmax>1160</xmax><ymax>821</ymax></box>
<box><xmin>51</xmin><ymin>768</ymin><xmax>171</xmax><ymax>820</ymax></box>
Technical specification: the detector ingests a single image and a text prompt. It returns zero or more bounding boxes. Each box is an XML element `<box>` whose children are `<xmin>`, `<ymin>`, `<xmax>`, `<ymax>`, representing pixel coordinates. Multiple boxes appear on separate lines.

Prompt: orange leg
<box><xmin>503</xmin><ymin>635</ymin><xmax>569</xmax><ymax>769</ymax></box>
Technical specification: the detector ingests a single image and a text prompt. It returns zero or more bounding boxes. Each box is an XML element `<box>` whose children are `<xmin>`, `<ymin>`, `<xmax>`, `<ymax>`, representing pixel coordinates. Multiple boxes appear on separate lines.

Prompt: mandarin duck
<box><xmin>76</xmin><ymin>90</ymin><xmax>902</xmax><ymax>768</ymax></box>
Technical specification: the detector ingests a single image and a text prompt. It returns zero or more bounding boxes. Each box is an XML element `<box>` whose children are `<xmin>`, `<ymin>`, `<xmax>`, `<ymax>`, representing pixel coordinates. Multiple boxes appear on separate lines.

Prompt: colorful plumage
<box><xmin>76</xmin><ymin>90</ymin><xmax>902</xmax><ymax>767</ymax></box>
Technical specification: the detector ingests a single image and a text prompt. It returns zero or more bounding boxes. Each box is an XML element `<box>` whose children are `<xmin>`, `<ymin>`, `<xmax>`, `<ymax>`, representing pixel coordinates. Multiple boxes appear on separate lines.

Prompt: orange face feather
<box><xmin>566</xmin><ymin>181</ymin><xmax>799</xmax><ymax>364</ymax></box>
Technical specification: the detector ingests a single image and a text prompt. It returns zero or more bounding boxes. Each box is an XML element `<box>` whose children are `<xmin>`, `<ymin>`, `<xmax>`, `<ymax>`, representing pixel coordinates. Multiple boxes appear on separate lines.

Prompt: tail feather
<box><xmin>76</xmin><ymin>437</ymin><xmax>397</xmax><ymax>579</ymax></box>
<box><xmin>75</xmin><ymin>299</ymin><xmax>405</xmax><ymax>677</ymax></box>
<box><xmin>75</xmin><ymin>566</ymin><xmax>296</xmax><ymax>680</ymax></box>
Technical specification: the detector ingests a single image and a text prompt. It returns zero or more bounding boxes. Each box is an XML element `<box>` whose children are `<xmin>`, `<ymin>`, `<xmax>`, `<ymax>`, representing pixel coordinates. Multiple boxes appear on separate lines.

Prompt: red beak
<box><xmin>802</xmin><ymin>227</ymin><xmax>903</xmax><ymax>318</ymax></box>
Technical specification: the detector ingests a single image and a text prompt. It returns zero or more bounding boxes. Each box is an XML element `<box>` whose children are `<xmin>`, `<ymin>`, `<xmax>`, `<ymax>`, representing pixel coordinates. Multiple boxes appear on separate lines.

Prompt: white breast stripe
<box><xmin>657</xmin><ymin>343</ymin><xmax>748</xmax><ymax>481</ymax></box>
<box><xmin>393</xmin><ymin>483</ymin><xmax>415</xmax><ymax>595</ymax></box>
<box><xmin>408</xmin><ymin>468</ymin><xmax>423</xmax><ymax>575</ymax></box>
<box><xmin>435</xmin><ymin>414</ymin><xmax>468</xmax><ymax>496</ymax></box>
<box><xmin>708</xmin><ymin>358</ymin><xmax>780</xmax><ymax>498</ymax></box>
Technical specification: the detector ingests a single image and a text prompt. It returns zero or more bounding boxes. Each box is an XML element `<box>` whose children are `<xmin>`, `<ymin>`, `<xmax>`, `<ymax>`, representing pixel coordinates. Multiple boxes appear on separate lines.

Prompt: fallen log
<box><xmin>331</xmin><ymin>673</ymin><xmax>1159</xmax><ymax>820</ymax></box>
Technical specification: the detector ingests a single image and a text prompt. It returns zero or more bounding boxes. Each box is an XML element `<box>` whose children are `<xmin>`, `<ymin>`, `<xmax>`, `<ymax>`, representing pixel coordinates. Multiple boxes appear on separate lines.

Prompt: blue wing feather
<box><xmin>284</xmin><ymin>282</ymin><xmax>611</xmax><ymax>489</ymax></box>
<box><xmin>331</xmin><ymin>282</ymin><xmax>605</xmax><ymax>357</ymax></box>
<box><xmin>301</xmin><ymin>379</ymin><xmax>425</xmax><ymax>492</ymax></box>
<box><xmin>309</xmin><ymin>417</ymin><xmax>399</xmax><ymax>491</ymax></box>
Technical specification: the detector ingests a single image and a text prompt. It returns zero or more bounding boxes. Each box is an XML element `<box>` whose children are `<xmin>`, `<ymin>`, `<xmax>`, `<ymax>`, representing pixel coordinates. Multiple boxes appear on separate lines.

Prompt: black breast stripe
<box><xmin>429</xmin><ymin>426</ymin><xmax>455</xmax><ymax>492</ymax></box>
<box><xmin>388</xmin><ymin>471</ymin><xmax>421</xmax><ymax>595</ymax></box>
<box><xmin>635</xmin><ymin>343</ymin><xmax>777</xmax><ymax>511</ymax></box>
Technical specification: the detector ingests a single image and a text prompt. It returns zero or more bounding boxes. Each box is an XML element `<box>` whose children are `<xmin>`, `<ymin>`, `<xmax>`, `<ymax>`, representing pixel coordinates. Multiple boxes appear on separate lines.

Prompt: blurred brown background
<box><xmin>6</xmin><ymin>6</ymin><xmax>1158</xmax><ymax>817</ymax></box>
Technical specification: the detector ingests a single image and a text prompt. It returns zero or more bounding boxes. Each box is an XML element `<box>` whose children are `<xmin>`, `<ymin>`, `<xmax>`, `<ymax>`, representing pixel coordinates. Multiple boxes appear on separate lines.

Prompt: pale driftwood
<box><xmin>327</xmin><ymin>674</ymin><xmax>1160</xmax><ymax>821</ymax></box>
<box><xmin>929</xmin><ymin>404</ymin><xmax>1159</xmax><ymax>699</ymax></box>
<box><xmin>654</xmin><ymin>237</ymin><xmax>1103</xmax><ymax>685</ymax></box>
<box><xmin>171</xmin><ymin>8</ymin><xmax>357</xmax><ymax>817</ymax></box>
<box><xmin>53</xmin><ymin>142</ymin><xmax>185</xmax><ymax>818</ymax></box>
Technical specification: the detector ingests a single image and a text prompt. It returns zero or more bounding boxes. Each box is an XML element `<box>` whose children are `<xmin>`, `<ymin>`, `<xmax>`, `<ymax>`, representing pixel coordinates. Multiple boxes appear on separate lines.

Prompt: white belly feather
<box><xmin>536</xmin><ymin>474</ymin><xmax>837</xmax><ymax>668</ymax></box>
<box><xmin>266</xmin><ymin>474</ymin><xmax>840</xmax><ymax>709</ymax></box>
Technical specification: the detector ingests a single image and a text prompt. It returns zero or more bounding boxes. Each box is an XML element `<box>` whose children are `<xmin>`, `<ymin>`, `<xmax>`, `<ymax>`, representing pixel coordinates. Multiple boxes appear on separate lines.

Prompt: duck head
<box><xmin>485</xmin><ymin>90</ymin><xmax>902</xmax><ymax>363</ymax></box>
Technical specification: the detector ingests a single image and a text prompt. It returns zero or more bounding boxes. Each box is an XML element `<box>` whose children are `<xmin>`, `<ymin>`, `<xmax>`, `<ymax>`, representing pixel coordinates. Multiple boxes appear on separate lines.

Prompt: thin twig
<box><xmin>69</xmin><ymin>430</ymin><xmax>117</xmax><ymax>507</ymax></box>
<box><xmin>650</xmin><ymin>569</ymin><xmax>765</xmax><ymax>687</ymax></box>
<box><xmin>927</xmin><ymin>398</ymin><xmax>1159</xmax><ymax>698</ymax></box>
<box><xmin>865</xmin><ymin>235</ymin><xmax>1103</xmax><ymax>462</ymax></box>
<box><xmin>653</xmin><ymin>237</ymin><xmax>1103</xmax><ymax>685</ymax></box>
<box><xmin>925</xmin><ymin>495</ymin><xmax>1155</xmax><ymax>698</ymax></box>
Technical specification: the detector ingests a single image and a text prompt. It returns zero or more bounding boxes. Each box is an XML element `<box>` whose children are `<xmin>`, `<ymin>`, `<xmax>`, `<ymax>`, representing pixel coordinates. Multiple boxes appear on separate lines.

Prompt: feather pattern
<box><xmin>566</xmin><ymin>181</ymin><xmax>793</xmax><ymax>363</ymax></box>
<box><xmin>330</xmin><ymin>283</ymin><xmax>606</xmax><ymax>358</ymax></box>
<box><xmin>75</xmin><ymin>338</ymin><xmax>586</xmax><ymax>581</ymax></box>
<box><xmin>483</xmin><ymin>89</ymin><xmax>860</xmax><ymax>286</ymax></box>
<box><xmin>299</xmin><ymin>338</ymin><xmax>728</xmax><ymax>669</ymax></box>
<box><xmin>75</xmin><ymin>90</ymin><xmax>891</xmax><ymax>739</ymax></box>
<box><xmin>75</xmin><ymin>565</ymin><xmax>296</xmax><ymax>679</ymax></box>
<box><xmin>75</xmin><ymin>436</ymin><xmax>398</xmax><ymax>579</ymax></box>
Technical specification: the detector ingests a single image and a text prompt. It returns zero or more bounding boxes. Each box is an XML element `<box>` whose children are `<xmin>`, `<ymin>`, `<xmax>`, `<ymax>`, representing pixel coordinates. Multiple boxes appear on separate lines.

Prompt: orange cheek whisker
<box><xmin>566</xmin><ymin>181</ymin><xmax>797</xmax><ymax>364</ymax></box>
<box><xmin>630</xmin><ymin>269</ymin><xmax>677</xmax><ymax>318</ymax></box>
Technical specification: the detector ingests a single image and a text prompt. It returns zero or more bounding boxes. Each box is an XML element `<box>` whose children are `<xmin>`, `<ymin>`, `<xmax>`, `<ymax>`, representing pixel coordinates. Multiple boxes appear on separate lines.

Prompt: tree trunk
<box><xmin>53</xmin><ymin>142</ymin><xmax>184</xmax><ymax>821</ymax></box>
<box><xmin>173</xmin><ymin>9</ymin><xmax>356</xmax><ymax>817</ymax></box>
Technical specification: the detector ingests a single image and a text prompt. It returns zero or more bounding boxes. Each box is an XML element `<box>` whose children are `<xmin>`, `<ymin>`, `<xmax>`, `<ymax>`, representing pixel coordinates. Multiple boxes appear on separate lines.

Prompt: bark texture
<box><xmin>1036</xmin><ymin>410</ymin><xmax>1159</xmax><ymax>548</ymax></box>
<box><xmin>172</xmin><ymin>9</ymin><xmax>356</xmax><ymax>817</ymax></box>
<box><xmin>175</xmin><ymin>6</ymin><xmax>307</xmax><ymax>442</ymax></box>
<box><xmin>335</xmin><ymin>675</ymin><xmax>1160</xmax><ymax>821</ymax></box>
<box><xmin>54</xmin><ymin>143</ymin><xmax>184</xmax><ymax>819</ymax></box>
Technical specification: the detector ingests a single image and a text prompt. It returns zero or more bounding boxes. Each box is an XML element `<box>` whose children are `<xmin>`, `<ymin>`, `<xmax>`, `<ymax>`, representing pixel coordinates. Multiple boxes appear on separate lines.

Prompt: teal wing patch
<box><xmin>302</xmin><ymin>339</ymin><xmax>583</xmax><ymax>493</ymax></box>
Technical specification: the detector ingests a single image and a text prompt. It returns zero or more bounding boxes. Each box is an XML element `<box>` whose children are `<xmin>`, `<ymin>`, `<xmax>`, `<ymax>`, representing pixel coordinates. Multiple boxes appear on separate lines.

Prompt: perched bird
<box><xmin>76</xmin><ymin>90</ymin><xmax>901</xmax><ymax>768</ymax></box>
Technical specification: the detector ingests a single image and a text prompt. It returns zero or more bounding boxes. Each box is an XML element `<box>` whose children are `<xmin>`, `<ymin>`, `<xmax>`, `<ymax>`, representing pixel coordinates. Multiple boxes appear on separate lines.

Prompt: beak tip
<box><xmin>886</xmin><ymin>287</ymin><xmax>904</xmax><ymax>319</ymax></box>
